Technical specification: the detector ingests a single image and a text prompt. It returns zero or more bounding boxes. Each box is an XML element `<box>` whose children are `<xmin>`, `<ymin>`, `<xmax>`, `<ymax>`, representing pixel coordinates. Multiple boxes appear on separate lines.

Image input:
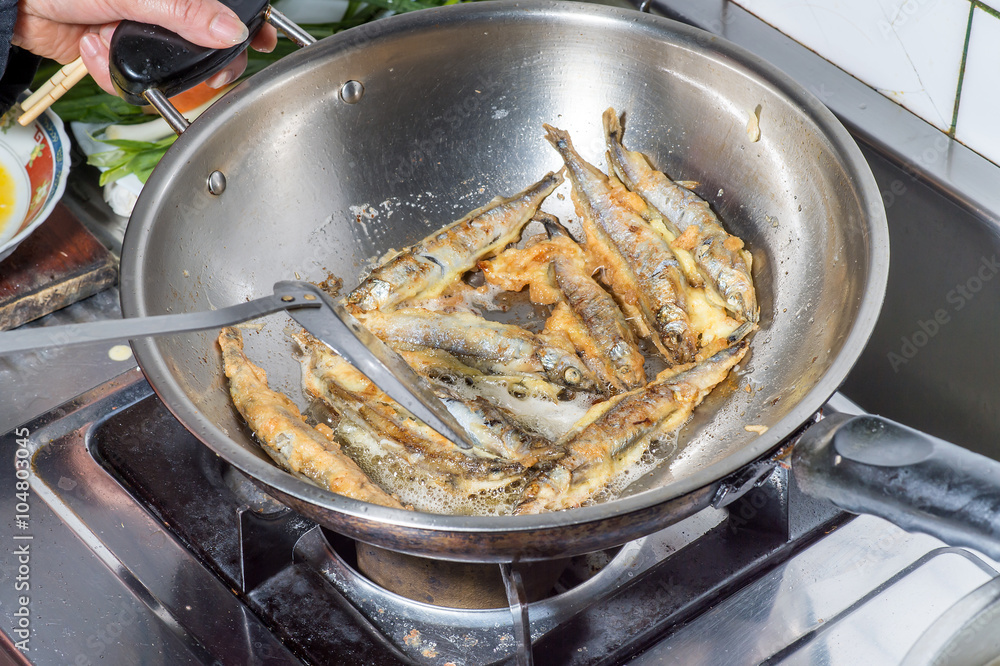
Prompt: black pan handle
<box><xmin>793</xmin><ymin>413</ymin><xmax>1000</xmax><ymax>559</ymax></box>
<box><xmin>109</xmin><ymin>0</ymin><xmax>269</xmax><ymax>106</ymax></box>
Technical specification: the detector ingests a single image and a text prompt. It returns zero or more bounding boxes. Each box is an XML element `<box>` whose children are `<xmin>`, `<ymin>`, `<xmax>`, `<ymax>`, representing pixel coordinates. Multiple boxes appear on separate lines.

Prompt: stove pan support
<box><xmin>235</xmin><ymin>500</ymin><xmax>304</xmax><ymax>592</ymax></box>
<box><xmin>226</xmin><ymin>466</ymin><xmax>307</xmax><ymax>593</ymax></box>
<box><xmin>500</xmin><ymin>563</ymin><xmax>533</xmax><ymax>666</ymax></box>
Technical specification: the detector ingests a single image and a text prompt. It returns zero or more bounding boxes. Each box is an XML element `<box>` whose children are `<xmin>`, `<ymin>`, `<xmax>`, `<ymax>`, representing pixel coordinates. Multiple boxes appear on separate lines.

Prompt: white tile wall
<box><xmin>733</xmin><ymin>0</ymin><xmax>1000</xmax><ymax>166</ymax></box>
<box><xmin>954</xmin><ymin>6</ymin><xmax>1000</xmax><ymax>164</ymax></box>
<box><xmin>733</xmin><ymin>0</ymin><xmax>971</xmax><ymax>132</ymax></box>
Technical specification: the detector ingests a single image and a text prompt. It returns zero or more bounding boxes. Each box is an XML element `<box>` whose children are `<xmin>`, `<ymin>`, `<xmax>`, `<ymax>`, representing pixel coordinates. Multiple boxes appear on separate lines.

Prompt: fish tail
<box><xmin>537</xmin><ymin>211</ymin><xmax>576</xmax><ymax>241</ymax></box>
<box><xmin>602</xmin><ymin>108</ymin><xmax>631</xmax><ymax>183</ymax></box>
<box><xmin>602</xmin><ymin>107</ymin><xmax>624</xmax><ymax>145</ymax></box>
<box><xmin>542</xmin><ymin>123</ymin><xmax>573</xmax><ymax>154</ymax></box>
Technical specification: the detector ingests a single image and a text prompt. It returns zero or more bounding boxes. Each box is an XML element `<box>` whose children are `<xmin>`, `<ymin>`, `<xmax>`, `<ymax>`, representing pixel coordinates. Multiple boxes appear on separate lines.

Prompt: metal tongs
<box><xmin>0</xmin><ymin>281</ymin><xmax>477</xmax><ymax>449</ymax></box>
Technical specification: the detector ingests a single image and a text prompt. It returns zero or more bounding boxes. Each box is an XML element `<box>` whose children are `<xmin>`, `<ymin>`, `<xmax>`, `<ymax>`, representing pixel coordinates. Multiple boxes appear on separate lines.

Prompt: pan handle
<box><xmin>793</xmin><ymin>413</ymin><xmax>1000</xmax><ymax>560</ymax></box>
<box><xmin>108</xmin><ymin>2</ymin><xmax>314</xmax><ymax>134</ymax></box>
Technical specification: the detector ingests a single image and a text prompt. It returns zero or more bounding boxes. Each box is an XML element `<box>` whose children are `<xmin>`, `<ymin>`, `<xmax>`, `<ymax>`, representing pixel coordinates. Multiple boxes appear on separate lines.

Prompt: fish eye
<box><xmin>508</xmin><ymin>383</ymin><xmax>529</xmax><ymax>399</ymax></box>
<box><xmin>564</xmin><ymin>367</ymin><xmax>582</xmax><ymax>385</ymax></box>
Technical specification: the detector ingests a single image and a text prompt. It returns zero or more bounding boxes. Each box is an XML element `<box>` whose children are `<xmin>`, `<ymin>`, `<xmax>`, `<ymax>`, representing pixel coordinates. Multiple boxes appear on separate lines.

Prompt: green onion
<box><xmin>87</xmin><ymin>135</ymin><xmax>178</xmax><ymax>185</ymax></box>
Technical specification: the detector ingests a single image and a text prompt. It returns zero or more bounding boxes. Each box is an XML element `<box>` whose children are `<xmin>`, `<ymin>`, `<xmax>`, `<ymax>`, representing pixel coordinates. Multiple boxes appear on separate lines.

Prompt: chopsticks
<box><xmin>18</xmin><ymin>57</ymin><xmax>88</xmax><ymax>126</ymax></box>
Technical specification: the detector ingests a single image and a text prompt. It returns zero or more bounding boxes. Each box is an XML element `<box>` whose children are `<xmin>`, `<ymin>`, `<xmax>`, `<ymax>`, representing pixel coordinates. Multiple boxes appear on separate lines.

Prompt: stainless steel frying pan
<box><xmin>119</xmin><ymin>0</ymin><xmax>894</xmax><ymax>561</ymax></box>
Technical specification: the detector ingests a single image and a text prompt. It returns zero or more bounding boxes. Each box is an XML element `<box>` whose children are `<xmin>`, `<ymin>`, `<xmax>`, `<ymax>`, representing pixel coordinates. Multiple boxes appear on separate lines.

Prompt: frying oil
<box><xmin>587</xmin><ymin>430</ymin><xmax>681</xmax><ymax>506</ymax></box>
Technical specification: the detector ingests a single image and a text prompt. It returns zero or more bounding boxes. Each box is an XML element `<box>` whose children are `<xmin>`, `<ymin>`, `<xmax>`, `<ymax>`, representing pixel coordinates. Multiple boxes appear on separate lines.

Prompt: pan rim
<box><xmin>122</xmin><ymin>0</ymin><xmax>889</xmax><ymax>539</ymax></box>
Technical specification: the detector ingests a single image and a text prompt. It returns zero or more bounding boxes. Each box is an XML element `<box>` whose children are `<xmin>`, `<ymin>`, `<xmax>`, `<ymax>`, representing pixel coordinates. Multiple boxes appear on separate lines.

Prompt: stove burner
<box><xmin>353</xmin><ymin>541</ymin><xmax>569</xmax><ymax>610</ymax></box>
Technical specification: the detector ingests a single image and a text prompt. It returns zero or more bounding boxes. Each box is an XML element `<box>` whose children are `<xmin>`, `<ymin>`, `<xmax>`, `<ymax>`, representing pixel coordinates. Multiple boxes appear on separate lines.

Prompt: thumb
<box><xmin>105</xmin><ymin>0</ymin><xmax>250</xmax><ymax>49</ymax></box>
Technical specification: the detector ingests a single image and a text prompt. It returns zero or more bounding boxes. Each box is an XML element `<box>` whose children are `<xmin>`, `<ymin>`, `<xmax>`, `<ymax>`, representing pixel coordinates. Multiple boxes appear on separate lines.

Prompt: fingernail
<box><xmin>206</xmin><ymin>69</ymin><xmax>236</xmax><ymax>89</ymax></box>
<box><xmin>99</xmin><ymin>23</ymin><xmax>116</xmax><ymax>45</ymax></box>
<box><xmin>80</xmin><ymin>34</ymin><xmax>101</xmax><ymax>59</ymax></box>
<box><xmin>209</xmin><ymin>12</ymin><xmax>250</xmax><ymax>45</ymax></box>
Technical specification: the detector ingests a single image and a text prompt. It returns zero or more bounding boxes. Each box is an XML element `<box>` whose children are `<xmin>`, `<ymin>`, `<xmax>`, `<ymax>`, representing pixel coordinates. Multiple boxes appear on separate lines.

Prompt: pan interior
<box><xmin>123</xmin><ymin>3</ymin><xmax>884</xmax><ymax>530</ymax></box>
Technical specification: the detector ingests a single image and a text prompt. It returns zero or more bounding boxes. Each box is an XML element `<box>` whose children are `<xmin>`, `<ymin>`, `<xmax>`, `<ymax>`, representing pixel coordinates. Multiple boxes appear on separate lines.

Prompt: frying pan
<box><xmin>115</xmin><ymin>1</ymin><xmax>1000</xmax><ymax>563</ymax></box>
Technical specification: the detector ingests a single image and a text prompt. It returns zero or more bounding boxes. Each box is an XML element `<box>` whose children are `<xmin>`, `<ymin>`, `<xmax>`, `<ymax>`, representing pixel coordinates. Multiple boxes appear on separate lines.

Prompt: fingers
<box><xmin>70</xmin><ymin>1</ymin><xmax>277</xmax><ymax>101</ymax></box>
<box><xmin>104</xmin><ymin>0</ymin><xmax>249</xmax><ymax>49</ymax></box>
<box><xmin>79</xmin><ymin>32</ymin><xmax>115</xmax><ymax>95</ymax></box>
<box><xmin>11</xmin><ymin>14</ymin><xmax>87</xmax><ymax>63</ymax></box>
<box><xmin>80</xmin><ymin>13</ymin><xmax>262</xmax><ymax>96</ymax></box>
<box><xmin>206</xmin><ymin>50</ymin><xmax>247</xmax><ymax>89</ymax></box>
<box><xmin>251</xmin><ymin>23</ymin><xmax>278</xmax><ymax>53</ymax></box>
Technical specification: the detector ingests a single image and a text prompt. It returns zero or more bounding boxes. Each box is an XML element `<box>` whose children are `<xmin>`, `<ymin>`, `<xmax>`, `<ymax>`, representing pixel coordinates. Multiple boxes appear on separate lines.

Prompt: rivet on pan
<box><xmin>207</xmin><ymin>170</ymin><xmax>227</xmax><ymax>195</ymax></box>
<box><xmin>303</xmin><ymin>294</ymin><xmax>316</xmax><ymax>301</ymax></box>
<box><xmin>281</xmin><ymin>295</ymin><xmax>295</xmax><ymax>302</ymax></box>
<box><xmin>340</xmin><ymin>80</ymin><xmax>364</xmax><ymax>104</ymax></box>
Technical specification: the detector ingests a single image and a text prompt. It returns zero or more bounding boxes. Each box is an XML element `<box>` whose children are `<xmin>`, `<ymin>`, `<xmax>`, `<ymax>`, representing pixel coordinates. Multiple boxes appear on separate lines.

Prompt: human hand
<box><xmin>13</xmin><ymin>0</ymin><xmax>279</xmax><ymax>95</ymax></box>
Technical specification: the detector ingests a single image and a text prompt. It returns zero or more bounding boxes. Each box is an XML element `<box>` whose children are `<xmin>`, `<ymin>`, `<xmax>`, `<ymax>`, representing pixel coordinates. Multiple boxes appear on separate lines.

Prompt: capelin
<box><xmin>605</xmin><ymin>107</ymin><xmax>758</xmax><ymax>326</ymax></box>
<box><xmin>347</xmin><ymin>170</ymin><xmax>564</xmax><ymax>313</ymax></box>
<box><xmin>670</xmin><ymin>338</ymin><xmax>749</xmax><ymax>392</ymax></box>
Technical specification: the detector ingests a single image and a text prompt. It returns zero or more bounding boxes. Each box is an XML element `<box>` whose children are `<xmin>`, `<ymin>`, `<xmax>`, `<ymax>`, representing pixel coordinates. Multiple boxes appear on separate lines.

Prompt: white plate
<box><xmin>0</xmin><ymin>102</ymin><xmax>71</xmax><ymax>263</ymax></box>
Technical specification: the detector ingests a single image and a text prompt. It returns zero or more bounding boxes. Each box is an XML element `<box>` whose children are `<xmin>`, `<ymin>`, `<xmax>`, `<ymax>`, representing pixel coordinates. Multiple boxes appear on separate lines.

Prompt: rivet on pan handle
<box><xmin>108</xmin><ymin>2</ymin><xmax>316</xmax><ymax>136</ymax></box>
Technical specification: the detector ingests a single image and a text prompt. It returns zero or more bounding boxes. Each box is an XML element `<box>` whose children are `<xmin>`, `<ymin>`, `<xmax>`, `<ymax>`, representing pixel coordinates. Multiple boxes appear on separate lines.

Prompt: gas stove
<box><xmin>3</xmin><ymin>370</ymin><xmax>999</xmax><ymax>665</ymax></box>
<box><xmin>4</xmin><ymin>2</ymin><xmax>1000</xmax><ymax>664</ymax></box>
<box><xmin>4</xmin><ymin>368</ymin><xmax>998</xmax><ymax>666</ymax></box>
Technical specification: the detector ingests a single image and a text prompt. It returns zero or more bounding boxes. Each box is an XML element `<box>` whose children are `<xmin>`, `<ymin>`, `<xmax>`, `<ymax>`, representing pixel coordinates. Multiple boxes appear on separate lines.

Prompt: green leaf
<box><xmin>98</xmin><ymin>163</ymin><xmax>132</xmax><ymax>186</ymax></box>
